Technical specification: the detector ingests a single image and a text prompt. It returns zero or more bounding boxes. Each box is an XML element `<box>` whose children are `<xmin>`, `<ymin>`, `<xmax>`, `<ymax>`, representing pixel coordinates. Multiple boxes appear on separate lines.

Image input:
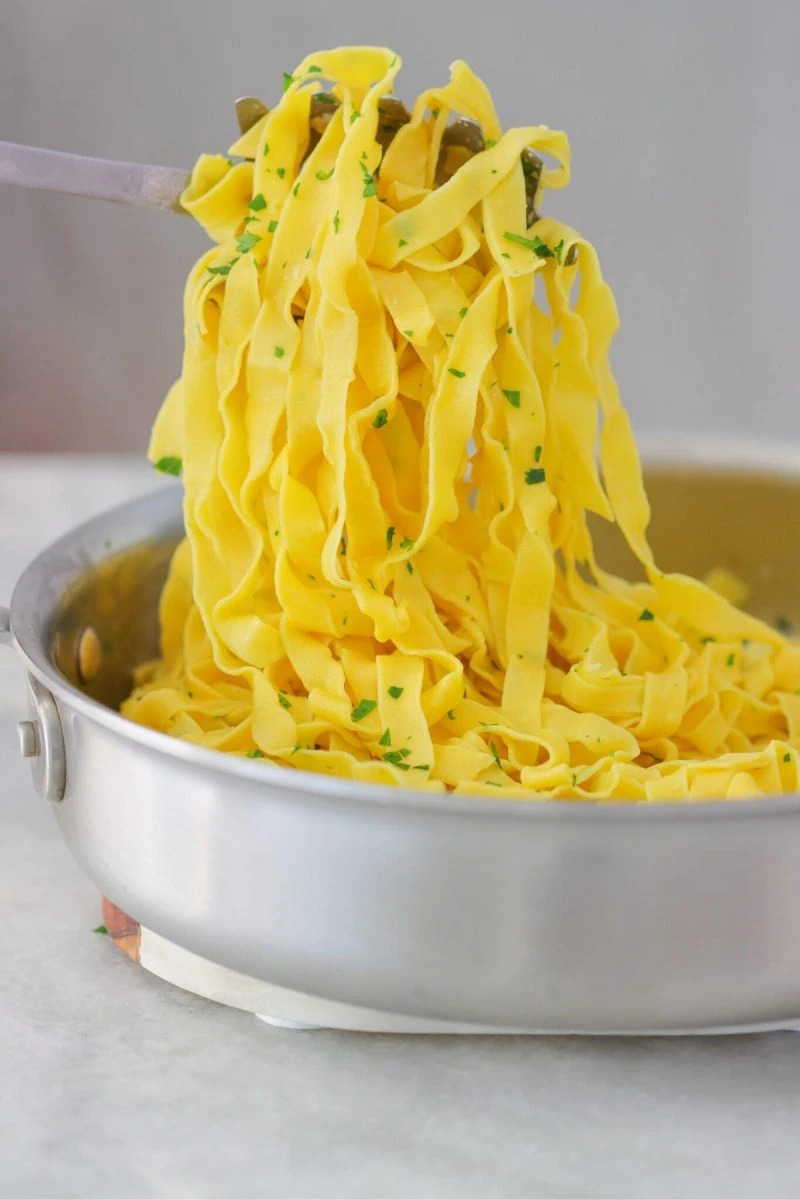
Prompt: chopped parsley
<box><xmin>524</xmin><ymin>467</ymin><xmax>546</xmax><ymax>485</ymax></box>
<box><xmin>701</xmin><ymin>635</ymin><xmax>716</xmax><ymax>644</ymax></box>
<box><xmin>485</xmin><ymin>137</ymin><xmax>497</xmax><ymax>148</ymax></box>
<box><xmin>276</xmin><ymin>166</ymin><xmax>286</xmax><ymax>179</ymax></box>
<box><xmin>277</xmin><ymin>692</ymin><xmax>291</xmax><ymax>709</ymax></box>
<box><xmin>447</xmin><ymin>709</ymin><xmax>456</xmax><ymax>720</ymax></box>
<box><xmin>406</xmin><ymin>562</ymin><xmax>414</xmax><ymax>575</ymax></box>
<box><xmin>153</xmin><ymin>456</ymin><xmax>182</xmax><ymax>477</ymax></box>
<box><xmin>307</xmin><ymin>64</ymin><xmax>322</xmax><ymax>73</ymax></box>
<box><xmin>534</xmin><ymin>444</ymin><xmax>543</xmax><ymax>462</ymax></box>
<box><xmin>236</xmin><ymin>230</ymin><xmax>261</xmax><ymax>254</ymax></box>
<box><xmin>399</xmin><ymin>536</ymin><xmax>415</xmax><ymax>551</ymax></box>
<box><xmin>351</xmin><ymin>110</ymin><xmax>362</xmax><ymax>124</ymax></box>
<box><xmin>263</xmin><ymin>143</ymin><xmax>270</xmax><ymax>157</ymax></box>
<box><xmin>249</xmin><ymin>192</ymin><xmax>267</xmax><ymax>211</ymax></box>
<box><xmin>207</xmin><ymin>259</ymin><xmax>238</xmax><ymax>277</ymax></box>
<box><xmin>379</xmin><ymin>728</ymin><xmax>392</xmax><ymax>747</ymax></box>
<box><xmin>292</xmin><ymin>182</ymin><xmax>300</xmax><ymax>197</ymax></box>
<box><xmin>333</xmin><ymin>210</ymin><xmax>340</xmax><ymax>233</ymax></box>
<box><xmin>399</xmin><ymin>238</ymin><xmax>408</xmax><ymax>247</ymax></box>
<box><xmin>459</xmin><ymin>306</ymin><xmax>469</xmax><ymax>317</ymax></box>
<box><xmin>267</xmin><ymin>219</ymin><xmax>278</xmax><ymax>234</ymax></box>
<box><xmin>490</xmin><ymin>739</ymin><xmax>502</xmax><ymax>768</ymax></box>
<box><xmin>413</xmin><ymin>764</ymin><xmax>430</xmax><ymax>771</ymax></box>
<box><xmin>431</xmin><ymin>107</ymin><xmax>440</xmax><ymax>119</ymax></box>
<box><xmin>639</xmin><ymin>609</ymin><xmax>655</xmax><ymax>622</ymax></box>
<box><xmin>403</xmin><ymin>329</ymin><xmax>414</xmax><ymax>338</ymax></box>
<box><xmin>93</xmin><ymin>924</ymin><xmax>108</xmax><ymax>935</ymax></box>
<box><xmin>373</xmin><ymin>408</ymin><xmax>389</xmax><ymax>429</ymax></box>
<box><xmin>386</xmin><ymin>526</ymin><xmax>396</xmax><ymax>549</ymax></box>
<box><xmin>553</xmin><ymin>238</ymin><xmax>565</xmax><ymax>263</ymax></box>
<box><xmin>502</xmin><ymin>388</ymin><xmax>521</xmax><ymax>408</ymax></box>
<box><xmin>282</xmin><ymin>72</ymin><xmax>295</xmax><ymax>92</ymax></box>
<box><xmin>315</xmin><ymin>168</ymin><xmax>334</xmax><ymax>180</ymax></box>
<box><xmin>242</xmin><ymin>215</ymin><xmax>258</xmax><ymax>226</ymax></box>
<box><xmin>387</xmin><ymin>686</ymin><xmax>404</xmax><ymax>699</ymax></box>
<box><xmin>361</xmin><ymin>162</ymin><xmax>377</xmax><ymax>198</ymax></box>
<box><xmin>351</xmin><ymin>698</ymin><xmax>378</xmax><ymax>722</ymax></box>
<box><xmin>313</xmin><ymin>92</ymin><xmax>337</xmax><ymax>105</ymax></box>
<box><xmin>448</xmin><ymin>368</ymin><xmax>466</xmax><ymax>379</ymax></box>
<box><xmin>726</xmin><ymin>652</ymin><xmax>736</xmax><ymax>667</ymax></box>
<box><xmin>784</xmin><ymin>752</ymin><xmax>792</xmax><ymax>763</ymax></box>
<box><xmin>274</xmin><ymin>346</ymin><xmax>285</xmax><ymax>358</ymax></box>
<box><xmin>247</xmin><ymin>748</ymin><xmax>265</xmax><ymax>758</ymax></box>
<box><xmin>383</xmin><ymin>748</ymin><xmax>411</xmax><ymax>764</ymax></box>
<box><xmin>503</xmin><ymin>231</ymin><xmax>554</xmax><ymax>258</ymax></box>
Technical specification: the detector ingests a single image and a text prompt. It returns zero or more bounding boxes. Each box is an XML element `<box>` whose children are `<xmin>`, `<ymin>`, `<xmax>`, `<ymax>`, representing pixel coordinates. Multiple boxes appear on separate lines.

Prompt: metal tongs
<box><xmin>0</xmin><ymin>95</ymin><xmax>543</xmax><ymax>226</ymax></box>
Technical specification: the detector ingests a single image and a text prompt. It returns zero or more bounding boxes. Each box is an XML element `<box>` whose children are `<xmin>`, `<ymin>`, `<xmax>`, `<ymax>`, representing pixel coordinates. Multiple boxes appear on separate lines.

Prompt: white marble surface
<box><xmin>5</xmin><ymin>456</ymin><xmax>800</xmax><ymax>1200</ymax></box>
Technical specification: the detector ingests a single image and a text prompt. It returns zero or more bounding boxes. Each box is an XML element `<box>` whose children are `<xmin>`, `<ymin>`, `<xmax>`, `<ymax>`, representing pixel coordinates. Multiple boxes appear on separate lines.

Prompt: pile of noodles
<box><xmin>123</xmin><ymin>47</ymin><xmax>800</xmax><ymax>800</ymax></box>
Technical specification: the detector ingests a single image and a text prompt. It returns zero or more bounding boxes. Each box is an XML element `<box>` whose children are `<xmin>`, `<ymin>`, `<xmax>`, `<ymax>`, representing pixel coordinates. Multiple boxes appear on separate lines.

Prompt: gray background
<box><xmin>0</xmin><ymin>0</ymin><xmax>798</xmax><ymax>452</ymax></box>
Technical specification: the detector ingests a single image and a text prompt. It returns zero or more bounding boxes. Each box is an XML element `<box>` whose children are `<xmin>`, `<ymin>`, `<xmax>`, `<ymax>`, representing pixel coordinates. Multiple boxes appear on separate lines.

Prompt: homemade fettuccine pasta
<box><xmin>123</xmin><ymin>47</ymin><xmax>800</xmax><ymax>799</ymax></box>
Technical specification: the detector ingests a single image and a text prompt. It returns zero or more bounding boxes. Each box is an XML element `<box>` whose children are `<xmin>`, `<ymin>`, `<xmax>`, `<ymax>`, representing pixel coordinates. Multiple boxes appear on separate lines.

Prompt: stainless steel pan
<box><xmin>5</xmin><ymin>439</ymin><xmax>800</xmax><ymax>1033</ymax></box>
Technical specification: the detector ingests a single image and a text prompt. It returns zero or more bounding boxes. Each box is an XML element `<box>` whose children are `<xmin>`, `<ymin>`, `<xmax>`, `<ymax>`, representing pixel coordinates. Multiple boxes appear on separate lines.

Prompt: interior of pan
<box><xmin>48</xmin><ymin>458</ymin><xmax>800</xmax><ymax>716</ymax></box>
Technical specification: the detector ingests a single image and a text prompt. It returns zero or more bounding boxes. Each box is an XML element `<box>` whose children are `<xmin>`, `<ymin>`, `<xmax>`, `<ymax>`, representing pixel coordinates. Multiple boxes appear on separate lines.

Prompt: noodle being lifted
<box><xmin>123</xmin><ymin>47</ymin><xmax>800</xmax><ymax>800</ymax></box>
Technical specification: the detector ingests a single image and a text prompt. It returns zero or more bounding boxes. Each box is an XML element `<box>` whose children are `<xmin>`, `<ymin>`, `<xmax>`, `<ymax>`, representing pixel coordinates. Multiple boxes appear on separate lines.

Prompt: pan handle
<box><xmin>0</xmin><ymin>605</ymin><xmax>66</xmax><ymax>802</ymax></box>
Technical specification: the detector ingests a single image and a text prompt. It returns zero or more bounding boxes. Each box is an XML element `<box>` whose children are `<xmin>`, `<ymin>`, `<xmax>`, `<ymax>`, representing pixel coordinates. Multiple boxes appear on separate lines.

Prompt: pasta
<box><xmin>123</xmin><ymin>47</ymin><xmax>800</xmax><ymax>800</ymax></box>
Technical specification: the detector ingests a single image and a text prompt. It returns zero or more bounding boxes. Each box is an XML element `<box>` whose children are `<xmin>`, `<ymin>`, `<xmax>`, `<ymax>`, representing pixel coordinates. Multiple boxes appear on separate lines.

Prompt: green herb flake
<box><xmin>277</xmin><ymin>692</ymin><xmax>292</xmax><ymax>709</ymax></box>
<box><xmin>459</xmin><ymin>306</ymin><xmax>469</xmax><ymax>318</ymax></box>
<box><xmin>333</xmin><ymin>210</ymin><xmax>340</xmax><ymax>233</ymax></box>
<box><xmin>447</xmin><ymin>709</ymin><xmax>456</xmax><ymax>720</ymax></box>
<box><xmin>486</xmin><ymin>137</ymin><xmax>497</xmax><ymax>148</ymax></box>
<box><xmin>507</xmin><ymin>326</ymin><xmax>513</xmax><ymax>334</ymax></box>
<box><xmin>490</xmin><ymin>739</ymin><xmax>502</xmax><ymax>767</ymax></box>
<box><xmin>534</xmin><ymin>444</ymin><xmax>543</xmax><ymax>463</ymax></box>
<box><xmin>93</xmin><ymin>924</ymin><xmax>108</xmax><ymax>935</ymax></box>
<box><xmin>247</xmin><ymin>748</ymin><xmax>265</xmax><ymax>758</ymax></box>
<box><xmin>524</xmin><ymin>467</ymin><xmax>546</xmax><ymax>485</ymax></box>
<box><xmin>701</xmin><ymin>635</ymin><xmax>716</xmax><ymax>644</ymax></box>
<box><xmin>431</xmin><ymin>107</ymin><xmax>440</xmax><ymax>119</ymax></box>
<box><xmin>351</xmin><ymin>110</ymin><xmax>362</xmax><ymax>124</ymax></box>
<box><xmin>315</xmin><ymin>168</ymin><xmax>334</xmax><ymax>180</ymax></box>
<box><xmin>413</xmin><ymin>764</ymin><xmax>430</xmax><ymax>771</ymax></box>
<box><xmin>383</xmin><ymin>751</ymin><xmax>410</xmax><ymax>768</ymax></box>
<box><xmin>784</xmin><ymin>752</ymin><xmax>792</xmax><ymax>763</ymax></box>
<box><xmin>373</xmin><ymin>407</ymin><xmax>389</xmax><ymax>429</ymax></box>
<box><xmin>263</xmin><ymin>142</ymin><xmax>270</xmax><ymax>157</ymax></box>
<box><xmin>153</xmin><ymin>455</ymin><xmax>182</xmax><ymax>477</ymax></box>
<box><xmin>502</xmin><ymin>388</ymin><xmax>521</xmax><ymax>408</ymax></box>
<box><xmin>406</xmin><ymin>562</ymin><xmax>414</xmax><ymax>574</ymax></box>
<box><xmin>314</xmin><ymin>92</ymin><xmax>337</xmax><ymax>105</ymax></box>
<box><xmin>726</xmin><ymin>652</ymin><xmax>736</xmax><ymax>667</ymax></box>
<box><xmin>639</xmin><ymin>609</ymin><xmax>655</xmax><ymax>622</ymax></box>
<box><xmin>403</xmin><ymin>329</ymin><xmax>414</xmax><ymax>339</ymax></box>
<box><xmin>399</xmin><ymin>536</ymin><xmax>415</xmax><ymax>551</ymax></box>
<box><xmin>388</xmin><ymin>686</ymin><xmax>404</xmax><ymax>699</ymax></box>
<box><xmin>249</xmin><ymin>192</ymin><xmax>267</xmax><ymax>212</ymax></box>
<box><xmin>236</xmin><ymin>230</ymin><xmax>261</xmax><ymax>254</ymax></box>
<box><xmin>242</xmin><ymin>215</ymin><xmax>258</xmax><ymax>226</ymax></box>
<box><xmin>553</xmin><ymin>238</ymin><xmax>566</xmax><ymax>263</ymax></box>
<box><xmin>276</xmin><ymin>166</ymin><xmax>286</xmax><ymax>179</ymax></box>
<box><xmin>362</xmin><ymin>167</ymin><xmax>377</xmax><ymax>198</ymax></box>
<box><xmin>292</xmin><ymin>182</ymin><xmax>300</xmax><ymax>197</ymax></box>
<box><xmin>282</xmin><ymin>72</ymin><xmax>295</xmax><ymax>92</ymax></box>
<box><xmin>448</xmin><ymin>367</ymin><xmax>466</xmax><ymax>379</ymax></box>
<box><xmin>207</xmin><ymin>259</ymin><xmax>238</xmax><ymax>277</ymax></box>
<box><xmin>274</xmin><ymin>346</ymin><xmax>285</xmax><ymax>359</ymax></box>
<box><xmin>379</xmin><ymin>728</ymin><xmax>392</xmax><ymax>747</ymax></box>
<box><xmin>307</xmin><ymin>64</ymin><xmax>322</xmax><ymax>73</ymax></box>
<box><xmin>267</xmin><ymin>219</ymin><xmax>278</xmax><ymax>234</ymax></box>
<box><xmin>351</xmin><ymin>698</ymin><xmax>378</xmax><ymax>722</ymax></box>
<box><xmin>399</xmin><ymin>238</ymin><xmax>408</xmax><ymax>247</ymax></box>
<box><xmin>386</xmin><ymin>525</ymin><xmax>395</xmax><ymax>549</ymax></box>
<box><xmin>503</xmin><ymin>230</ymin><xmax>554</xmax><ymax>258</ymax></box>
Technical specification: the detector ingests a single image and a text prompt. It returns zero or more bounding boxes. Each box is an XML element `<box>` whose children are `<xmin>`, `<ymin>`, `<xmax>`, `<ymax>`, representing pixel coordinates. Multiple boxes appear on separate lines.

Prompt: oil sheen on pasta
<box><xmin>122</xmin><ymin>48</ymin><xmax>800</xmax><ymax>800</ymax></box>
